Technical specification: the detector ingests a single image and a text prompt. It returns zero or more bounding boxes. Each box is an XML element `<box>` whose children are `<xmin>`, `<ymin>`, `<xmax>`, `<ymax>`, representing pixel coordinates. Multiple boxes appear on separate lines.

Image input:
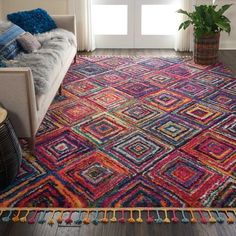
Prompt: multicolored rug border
<box><xmin>77</xmin><ymin>55</ymin><xmax>193</xmax><ymax>58</ymax></box>
<box><xmin>1</xmin><ymin>207</ymin><xmax>236</xmax><ymax>225</ymax></box>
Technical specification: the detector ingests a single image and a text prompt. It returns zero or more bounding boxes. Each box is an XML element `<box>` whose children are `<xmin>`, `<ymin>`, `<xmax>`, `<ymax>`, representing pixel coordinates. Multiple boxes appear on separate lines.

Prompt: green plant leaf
<box><xmin>218</xmin><ymin>4</ymin><xmax>233</xmax><ymax>15</ymax></box>
<box><xmin>177</xmin><ymin>9</ymin><xmax>191</xmax><ymax>17</ymax></box>
<box><xmin>178</xmin><ymin>20</ymin><xmax>191</xmax><ymax>31</ymax></box>
<box><xmin>221</xmin><ymin>15</ymin><xmax>231</xmax><ymax>23</ymax></box>
<box><xmin>216</xmin><ymin>21</ymin><xmax>231</xmax><ymax>34</ymax></box>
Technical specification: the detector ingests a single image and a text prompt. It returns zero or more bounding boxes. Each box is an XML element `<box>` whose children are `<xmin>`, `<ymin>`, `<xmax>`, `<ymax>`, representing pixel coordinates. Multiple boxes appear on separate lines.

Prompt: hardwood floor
<box><xmin>1</xmin><ymin>49</ymin><xmax>235</xmax><ymax>236</ymax></box>
<box><xmin>79</xmin><ymin>49</ymin><xmax>191</xmax><ymax>57</ymax></box>
<box><xmin>219</xmin><ymin>50</ymin><xmax>236</xmax><ymax>75</ymax></box>
<box><xmin>1</xmin><ymin>218</ymin><xmax>236</xmax><ymax>236</ymax></box>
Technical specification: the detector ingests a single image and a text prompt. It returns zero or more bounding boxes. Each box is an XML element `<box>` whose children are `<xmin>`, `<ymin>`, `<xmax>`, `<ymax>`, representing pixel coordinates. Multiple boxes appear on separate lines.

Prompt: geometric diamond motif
<box><xmin>50</xmin><ymin>90</ymin><xmax>78</xmax><ymax>109</ymax></box>
<box><xmin>203</xmin><ymin>90</ymin><xmax>236</xmax><ymax>111</ymax></box>
<box><xmin>90</xmin><ymin>71</ymin><xmax>129</xmax><ymax>87</ymax></box>
<box><xmin>71</xmin><ymin>62</ymin><xmax>109</xmax><ymax>77</ymax></box>
<box><xmin>97</xmin><ymin>57</ymin><xmax>132</xmax><ymax>69</ymax></box>
<box><xmin>2</xmin><ymin>175</ymin><xmax>84</xmax><ymax>207</ymax></box>
<box><xmin>81</xmin><ymin>164</ymin><xmax>113</xmax><ymax>186</ymax></box>
<box><xmin>191</xmin><ymin>72</ymin><xmax>234</xmax><ymax>88</ymax></box>
<box><xmin>143</xmin><ymin>72</ymin><xmax>179</xmax><ymax>88</ymax></box>
<box><xmin>50</xmin><ymin>101</ymin><xmax>101</xmax><ymax>126</ymax></box>
<box><xmin>58</xmin><ymin>151</ymin><xmax>131</xmax><ymax>201</ymax></box>
<box><xmin>0</xmin><ymin>157</ymin><xmax>44</xmax><ymax>201</ymax></box>
<box><xmin>104</xmin><ymin>131</ymin><xmax>174</xmax><ymax>172</ymax></box>
<box><xmin>112</xmin><ymin>102</ymin><xmax>165</xmax><ymax>125</ymax></box>
<box><xmin>212</xmin><ymin>114</ymin><xmax>236</xmax><ymax>141</ymax></box>
<box><xmin>162</xmin><ymin>64</ymin><xmax>202</xmax><ymax>79</ymax></box>
<box><xmin>37</xmin><ymin>116</ymin><xmax>61</xmax><ymax>136</ymax></box>
<box><xmin>170</xmin><ymin>81</ymin><xmax>214</xmax><ymax>99</ymax></box>
<box><xmin>223</xmin><ymin>80</ymin><xmax>236</xmax><ymax>94</ymax></box>
<box><xmin>35</xmin><ymin>129</ymin><xmax>95</xmax><ymax>170</ymax></box>
<box><xmin>202</xmin><ymin>178</ymin><xmax>236</xmax><ymax>207</ymax></box>
<box><xmin>175</xmin><ymin>102</ymin><xmax>225</xmax><ymax>126</ymax></box>
<box><xmin>181</xmin><ymin>131</ymin><xmax>236</xmax><ymax>177</ymax></box>
<box><xmin>211</xmin><ymin>64</ymin><xmax>234</xmax><ymax>77</ymax></box>
<box><xmin>64</xmin><ymin>72</ymin><xmax>84</xmax><ymax>84</ymax></box>
<box><xmin>186</xmin><ymin>59</ymin><xmax>212</xmax><ymax>70</ymax></box>
<box><xmin>72</xmin><ymin>114</ymin><xmax>129</xmax><ymax>145</ymax></box>
<box><xmin>118</xmin><ymin>64</ymin><xmax>150</xmax><ymax>77</ymax></box>
<box><xmin>145</xmin><ymin>150</ymin><xmax>227</xmax><ymax>206</ymax></box>
<box><xmin>96</xmin><ymin>176</ymin><xmax>185</xmax><ymax>207</ymax></box>
<box><xmin>115</xmin><ymin>80</ymin><xmax>159</xmax><ymax>98</ymax></box>
<box><xmin>85</xmin><ymin>88</ymin><xmax>132</xmax><ymax>110</ymax></box>
<box><xmin>142</xmin><ymin>90</ymin><xmax>191</xmax><ymax>112</ymax></box>
<box><xmin>138</xmin><ymin>58</ymin><xmax>173</xmax><ymax>70</ymax></box>
<box><xmin>18</xmin><ymin>158</ymin><xmax>44</xmax><ymax>182</ymax></box>
<box><xmin>64</xmin><ymin>80</ymin><xmax>103</xmax><ymax>97</ymax></box>
<box><xmin>66</xmin><ymin>63</ymin><xmax>88</xmax><ymax>80</ymax></box>
<box><xmin>142</xmin><ymin>115</ymin><xmax>201</xmax><ymax>147</ymax></box>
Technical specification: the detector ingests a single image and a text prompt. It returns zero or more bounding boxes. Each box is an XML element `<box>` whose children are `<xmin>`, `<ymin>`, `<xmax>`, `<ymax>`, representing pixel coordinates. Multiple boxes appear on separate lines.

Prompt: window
<box><xmin>92</xmin><ymin>0</ymin><xmax>178</xmax><ymax>48</ymax></box>
<box><xmin>93</xmin><ymin>5</ymin><xmax>128</xmax><ymax>35</ymax></box>
<box><xmin>141</xmin><ymin>5</ymin><xmax>177</xmax><ymax>35</ymax></box>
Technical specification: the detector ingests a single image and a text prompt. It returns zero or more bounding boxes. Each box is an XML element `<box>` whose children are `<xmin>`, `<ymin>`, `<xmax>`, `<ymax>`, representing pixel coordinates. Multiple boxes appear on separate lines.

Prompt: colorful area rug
<box><xmin>0</xmin><ymin>56</ymin><xmax>236</xmax><ymax>224</ymax></box>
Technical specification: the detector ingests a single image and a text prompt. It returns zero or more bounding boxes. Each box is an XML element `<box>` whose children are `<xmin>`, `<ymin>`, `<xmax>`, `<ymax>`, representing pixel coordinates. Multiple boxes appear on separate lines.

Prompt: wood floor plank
<box><xmin>7</xmin><ymin>222</ymin><xmax>36</xmax><ymax>236</ymax></box>
<box><xmin>1</xmin><ymin>222</ymin><xmax>236</xmax><ymax>236</ymax></box>
<box><xmin>33</xmin><ymin>222</ymin><xmax>58</xmax><ymax>236</ymax></box>
<box><xmin>219</xmin><ymin>50</ymin><xmax>236</xmax><ymax>75</ymax></box>
<box><xmin>0</xmin><ymin>222</ymin><xmax>14</xmax><ymax>236</ymax></box>
<box><xmin>56</xmin><ymin>225</ymin><xmax>81</xmax><ymax>236</ymax></box>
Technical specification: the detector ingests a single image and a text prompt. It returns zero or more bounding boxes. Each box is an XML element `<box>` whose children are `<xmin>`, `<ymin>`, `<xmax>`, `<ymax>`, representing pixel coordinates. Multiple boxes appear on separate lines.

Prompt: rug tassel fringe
<box><xmin>110</xmin><ymin>210</ymin><xmax>117</xmax><ymax>223</ymax></box>
<box><xmin>0</xmin><ymin>207</ymin><xmax>235</xmax><ymax>225</ymax></box>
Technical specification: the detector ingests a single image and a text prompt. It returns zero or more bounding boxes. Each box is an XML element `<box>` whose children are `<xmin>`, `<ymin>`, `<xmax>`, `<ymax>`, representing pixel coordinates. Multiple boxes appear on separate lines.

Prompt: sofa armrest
<box><xmin>0</xmin><ymin>68</ymin><xmax>38</xmax><ymax>138</ymax></box>
<box><xmin>52</xmin><ymin>15</ymin><xmax>77</xmax><ymax>39</ymax></box>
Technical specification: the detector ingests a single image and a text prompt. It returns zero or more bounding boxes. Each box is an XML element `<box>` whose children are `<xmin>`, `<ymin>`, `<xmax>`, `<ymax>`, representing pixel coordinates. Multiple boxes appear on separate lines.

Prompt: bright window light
<box><xmin>93</xmin><ymin>5</ymin><xmax>128</xmax><ymax>35</ymax></box>
<box><xmin>142</xmin><ymin>5</ymin><xmax>177</xmax><ymax>35</ymax></box>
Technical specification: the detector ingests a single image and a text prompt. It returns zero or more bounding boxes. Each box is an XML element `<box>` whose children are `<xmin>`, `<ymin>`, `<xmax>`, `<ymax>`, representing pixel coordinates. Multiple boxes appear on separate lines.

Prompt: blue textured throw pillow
<box><xmin>7</xmin><ymin>8</ymin><xmax>57</xmax><ymax>34</ymax></box>
<box><xmin>0</xmin><ymin>24</ymin><xmax>25</xmax><ymax>59</ymax></box>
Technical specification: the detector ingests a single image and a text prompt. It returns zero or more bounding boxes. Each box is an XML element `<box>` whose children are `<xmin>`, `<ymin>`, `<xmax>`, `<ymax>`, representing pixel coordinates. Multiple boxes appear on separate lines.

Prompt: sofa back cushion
<box><xmin>0</xmin><ymin>24</ymin><xmax>25</xmax><ymax>59</ymax></box>
<box><xmin>7</xmin><ymin>8</ymin><xmax>57</xmax><ymax>34</ymax></box>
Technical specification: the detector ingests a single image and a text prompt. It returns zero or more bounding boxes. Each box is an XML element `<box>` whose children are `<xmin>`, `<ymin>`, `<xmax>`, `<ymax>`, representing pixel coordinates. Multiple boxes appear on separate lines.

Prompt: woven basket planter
<box><xmin>194</xmin><ymin>33</ymin><xmax>220</xmax><ymax>65</ymax></box>
<box><xmin>0</xmin><ymin>108</ymin><xmax>22</xmax><ymax>190</ymax></box>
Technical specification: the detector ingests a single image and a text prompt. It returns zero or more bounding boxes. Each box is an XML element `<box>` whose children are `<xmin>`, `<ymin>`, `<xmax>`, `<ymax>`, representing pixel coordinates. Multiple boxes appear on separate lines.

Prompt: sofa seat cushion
<box><xmin>6</xmin><ymin>28</ymin><xmax>76</xmax><ymax>95</ymax></box>
<box><xmin>35</xmin><ymin>45</ymin><xmax>76</xmax><ymax>111</ymax></box>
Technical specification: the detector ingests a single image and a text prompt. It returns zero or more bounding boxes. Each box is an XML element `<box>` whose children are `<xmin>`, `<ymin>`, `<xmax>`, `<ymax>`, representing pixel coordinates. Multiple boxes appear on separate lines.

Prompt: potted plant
<box><xmin>177</xmin><ymin>4</ymin><xmax>232</xmax><ymax>65</ymax></box>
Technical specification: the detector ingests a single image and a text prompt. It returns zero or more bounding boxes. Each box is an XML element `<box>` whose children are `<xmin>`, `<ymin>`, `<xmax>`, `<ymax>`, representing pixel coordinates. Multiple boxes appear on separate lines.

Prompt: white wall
<box><xmin>2</xmin><ymin>0</ymin><xmax>68</xmax><ymax>18</ymax></box>
<box><xmin>0</xmin><ymin>0</ymin><xmax>3</xmax><ymax>19</ymax></box>
<box><xmin>218</xmin><ymin>2</ymin><xmax>236</xmax><ymax>49</ymax></box>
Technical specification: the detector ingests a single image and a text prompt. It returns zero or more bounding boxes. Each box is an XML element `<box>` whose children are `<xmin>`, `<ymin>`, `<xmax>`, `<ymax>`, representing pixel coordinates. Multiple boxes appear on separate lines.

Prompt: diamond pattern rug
<box><xmin>0</xmin><ymin>56</ymin><xmax>235</xmax><ymax>208</ymax></box>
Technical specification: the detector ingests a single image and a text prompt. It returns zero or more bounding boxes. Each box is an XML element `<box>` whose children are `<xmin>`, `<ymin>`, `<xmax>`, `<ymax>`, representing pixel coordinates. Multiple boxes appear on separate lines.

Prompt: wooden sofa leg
<box><xmin>58</xmin><ymin>84</ymin><xmax>63</xmax><ymax>95</ymax></box>
<box><xmin>73</xmin><ymin>55</ymin><xmax>77</xmax><ymax>64</ymax></box>
<box><xmin>28</xmin><ymin>136</ymin><xmax>36</xmax><ymax>151</ymax></box>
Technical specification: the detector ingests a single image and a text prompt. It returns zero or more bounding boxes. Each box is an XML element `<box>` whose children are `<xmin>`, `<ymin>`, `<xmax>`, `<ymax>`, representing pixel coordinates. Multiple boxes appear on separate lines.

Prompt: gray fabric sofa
<box><xmin>0</xmin><ymin>15</ymin><xmax>77</xmax><ymax>149</ymax></box>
